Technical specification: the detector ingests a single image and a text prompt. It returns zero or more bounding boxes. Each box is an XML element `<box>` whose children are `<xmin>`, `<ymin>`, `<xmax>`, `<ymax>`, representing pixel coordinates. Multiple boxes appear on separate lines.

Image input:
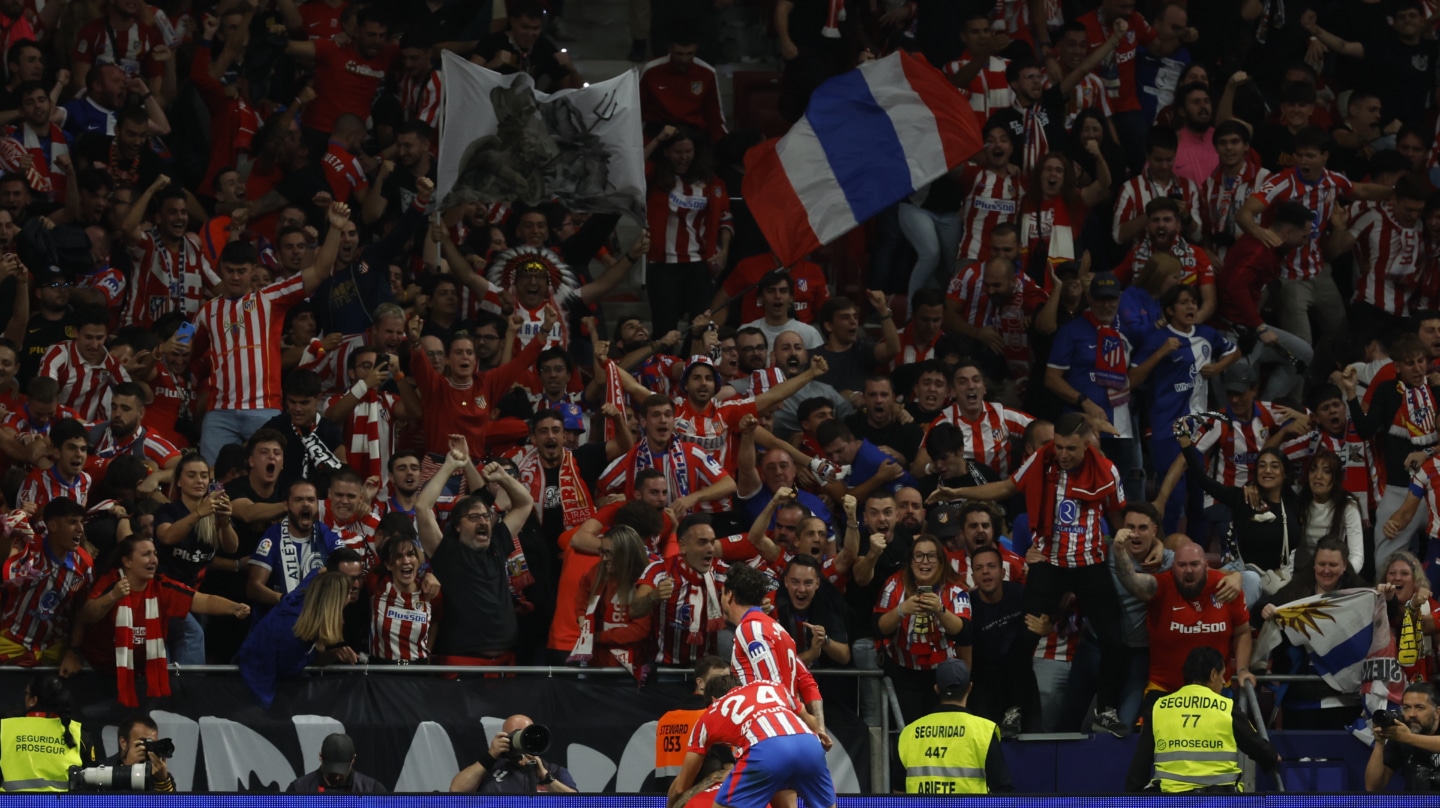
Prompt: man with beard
<box><xmin>634</xmin><ymin>514</ymin><xmax>730</xmax><ymax>665</ymax></box>
<box><xmin>944</xmin><ymin>255</ymin><xmax>1046</xmax><ymax>394</ymax></box>
<box><xmin>598</xmin><ymin>394</ymin><xmax>736</xmax><ymax>513</ymax></box>
<box><xmin>70</xmin><ymin>0</ymin><xmax>165</xmax><ymax>98</ymax></box>
<box><xmin>1171</xmin><ymin>83</ymin><xmax>1217</xmax><ymax>184</ymax></box>
<box><xmin>6</xmin><ymin>82</ymin><xmax>68</xmax><ymax>200</ymax></box>
<box><xmin>284</xmin><ymin>8</ymin><xmax>396</xmax><ymax>133</ymax></box>
<box><xmin>1366</xmin><ymin>682</ymin><xmax>1440</xmax><ymax>792</ymax></box>
<box><xmin>606</xmin><ymin>316</ymin><xmax>684</xmax><ymax>396</ymax></box>
<box><xmin>770</xmin><ymin>332</ymin><xmax>852</xmax><ymax>437</ymax></box>
<box><xmin>845</xmin><ymin>375</ymin><xmax>923</xmax><ymax>468</ymax></box>
<box><xmin>511</xmin><ymin>409</ymin><xmax>600</xmax><ymax>565</ymax></box>
<box><xmin>121</xmin><ymin>178</ymin><xmax>213</xmax><ymax>329</ymax></box>
<box><xmin>989</xmin><ymin>59</ymin><xmax>1068</xmax><ymax>175</ymax></box>
<box><xmin>85</xmin><ymin>382</ymin><xmax>180</xmax><ymax>479</ymax></box>
<box><xmin>1116</xmin><ymin>198</ymin><xmax>1216</xmax><ymax>322</ymax></box>
<box><xmin>941</xmin><ymin>501</ymin><xmax>1025</xmax><ymax>588</ymax></box>
<box><xmin>314</xmin><ymin>302</ymin><xmax>411</xmax><ymax>394</ymax></box>
<box><xmin>247</xmin><ymin>479</ymin><xmax>344</xmax><ymax>617</ymax></box>
<box><xmin>746</xmin><ymin>489</ymin><xmax>855</xmax><ymax>582</ymax></box>
<box><xmin>368</xmin><ymin>122</ymin><xmax>436</xmax><ymax>230</ymax></box>
<box><xmin>471</xmin><ymin>314</ymin><xmax>509</xmax><ymax>372</ymax></box>
<box><xmin>418</xmin><ymin>445</ymin><xmax>536</xmax><ymax>666</ymax></box>
<box><xmin>1114</xmin><ymin>127</ymin><xmax>1203</xmax><ymax>245</ymax></box>
<box><xmin>312</xmin><ymin>179</ymin><xmax>432</xmax><ymax>336</ymax></box>
<box><xmin>894</xmin><ymin>487</ymin><xmax>925</xmax><ymax>535</ymax></box>
<box><xmin>1113</xmin><ymin>539</ymin><xmax>1253</xmax><ymax>705</ymax></box>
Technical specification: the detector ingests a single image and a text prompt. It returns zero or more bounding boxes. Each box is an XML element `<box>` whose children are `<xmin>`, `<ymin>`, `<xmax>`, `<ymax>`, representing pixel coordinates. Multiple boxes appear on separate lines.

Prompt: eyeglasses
<box><xmin>912</xmin><ymin>552</ymin><xmax>939</xmax><ymax>562</ymax></box>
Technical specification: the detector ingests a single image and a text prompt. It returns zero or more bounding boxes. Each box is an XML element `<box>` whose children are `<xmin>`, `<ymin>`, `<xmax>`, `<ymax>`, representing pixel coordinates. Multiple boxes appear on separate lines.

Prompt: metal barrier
<box><xmin>1242</xmin><ymin>681</ymin><xmax>1285</xmax><ymax>794</ymax></box>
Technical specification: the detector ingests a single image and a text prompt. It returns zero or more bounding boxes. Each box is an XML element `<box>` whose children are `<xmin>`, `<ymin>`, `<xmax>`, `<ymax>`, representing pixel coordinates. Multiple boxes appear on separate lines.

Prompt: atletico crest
<box><xmin>797</xmin><ymin>278</ymin><xmax>808</xmax><ymax>292</ymax></box>
<box><xmin>475</xmin><ymin>395</ymin><xmax>488</xmax><ymax>409</ymax></box>
<box><xmin>690</xmin><ymin>81</ymin><xmax>703</xmax><ymax>95</ymax></box>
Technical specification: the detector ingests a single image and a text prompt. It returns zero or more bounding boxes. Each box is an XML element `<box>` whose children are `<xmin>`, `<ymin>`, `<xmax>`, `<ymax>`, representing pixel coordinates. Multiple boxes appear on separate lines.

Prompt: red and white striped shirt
<box><xmin>1010</xmin><ymin>449</ymin><xmax>1125</xmax><ymax>567</ymax></box>
<box><xmin>369</xmin><ymin>578</ymin><xmax>431</xmax><ymax>662</ymax></box>
<box><xmin>324</xmin><ymin>389</ymin><xmax>399</xmax><ymax>488</ymax></box>
<box><xmin>731</xmin><ymin>608</ymin><xmax>822</xmax><ymax>705</ymax></box>
<box><xmin>39</xmin><ymin>338</ymin><xmax>128</xmax><ymax>417</ymax></box>
<box><xmin>638</xmin><ymin>555</ymin><xmax>729</xmax><ymax>666</ymax></box>
<box><xmin>1350</xmin><ymin>204</ymin><xmax>1423</xmax><ymax>316</ymax></box>
<box><xmin>686</xmin><ymin>681</ymin><xmax>811</xmax><ymax>759</ymax></box>
<box><xmin>1200</xmin><ymin>162</ymin><xmax>1271</xmax><ymax>254</ymax></box>
<box><xmin>478</xmin><ymin>292</ymin><xmax>567</xmax><ymax>351</ymax></box>
<box><xmin>85</xmin><ymin>426</ymin><xmax>180</xmax><ymax>479</ymax></box>
<box><xmin>944</xmin><ymin>266</ymin><xmax>1046</xmax><ymax>391</ymax></box>
<box><xmin>929</xmin><ymin>402</ymin><xmax>1033</xmax><ymax>476</ymax></box>
<box><xmin>942</xmin><ymin>54</ymin><xmax>1010</xmax><ymax>129</ymax></box>
<box><xmin>1</xmin><ymin>404</ymin><xmax>80</xmax><ymax>442</ymax></box>
<box><xmin>1116</xmin><ymin>236</ymin><xmax>1214</xmax><ymax>288</ymax></box>
<box><xmin>874</xmin><ymin>572</ymin><xmax>970</xmax><ymax>669</ymax></box>
<box><xmin>646</xmin><ymin>174</ymin><xmax>734</xmax><ymax>264</ymax></box>
<box><xmin>321</xmin><ymin>500</ymin><xmax>382</xmax><ymax>571</ymax></box>
<box><xmin>192</xmin><ymin>273</ymin><xmax>308</xmax><ymax>410</ymax></box>
<box><xmin>18</xmin><ymin>467</ymin><xmax>92</xmax><ymax>513</ymax></box>
<box><xmin>598</xmin><ymin>439</ymin><xmax>730</xmax><ymax>507</ymax></box>
<box><xmin>0</xmin><ymin>534</ymin><xmax>94</xmax><ymax>657</ymax></box>
<box><xmin>1194</xmin><ymin>403</ymin><xmax>1283</xmax><ymax>490</ymax></box>
<box><xmin>396</xmin><ymin>70</ymin><xmax>442</xmax><ymax>127</ymax></box>
<box><xmin>122</xmin><ymin>229</ymin><xmax>215</xmax><ymax>328</ymax></box>
<box><xmin>1046</xmin><ymin>70</ymin><xmax>1111</xmax><ymax>129</ymax></box>
<box><xmin>1034</xmin><ymin>600</ymin><xmax>1081</xmax><ymax>662</ymax></box>
<box><xmin>1111</xmin><ymin>172</ymin><xmax>1202</xmax><ymax>245</ymax></box>
<box><xmin>38</xmin><ymin>340</ymin><xmax>130</xmax><ymax>421</ymax></box>
<box><xmin>673</xmin><ymin>396</ymin><xmax>758</xmax><ymax>477</ymax></box>
<box><xmin>1408</xmin><ymin>456</ymin><xmax>1440</xmax><ymax>538</ymax></box>
<box><xmin>1251</xmin><ymin>168</ymin><xmax>1354</xmax><ymax>281</ymax></box>
<box><xmin>955</xmin><ymin>165</ymin><xmax>1023</xmax><ymax>263</ymax></box>
<box><xmin>1281</xmin><ymin>423</ymin><xmax>1379</xmax><ymax>515</ymax></box>
<box><xmin>888</xmin><ymin>324</ymin><xmax>942</xmax><ymax>371</ymax></box>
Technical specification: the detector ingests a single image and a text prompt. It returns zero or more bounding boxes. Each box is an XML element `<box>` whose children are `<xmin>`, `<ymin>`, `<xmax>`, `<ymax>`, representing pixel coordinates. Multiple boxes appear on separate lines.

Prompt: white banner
<box><xmin>436</xmin><ymin>51</ymin><xmax>645</xmax><ymax>220</ymax></box>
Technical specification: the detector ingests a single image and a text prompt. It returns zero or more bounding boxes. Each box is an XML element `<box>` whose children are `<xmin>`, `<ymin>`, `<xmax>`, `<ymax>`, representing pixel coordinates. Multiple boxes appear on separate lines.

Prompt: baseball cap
<box><xmin>556</xmin><ymin>402</ymin><xmax>585</xmax><ymax>432</ymax></box>
<box><xmin>319</xmin><ymin>733</ymin><xmax>355</xmax><ymax>776</ymax></box>
<box><xmin>681</xmin><ymin>355</ymin><xmax>719</xmax><ymax>386</ymax></box>
<box><xmin>935</xmin><ymin>659</ymin><xmax>971</xmax><ymax>694</ymax></box>
<box><xmin>33</xmin><ymin>265</ymin><xmax>68</xmax><ymax>287</ymax></box>
<box><xmin>1222</xmin><ymin>362</ymin><xmax>1258</xmax><ymax>393</ymax></box>
<box><xmin>1054</xmin><ymin>261</ymin><xmax>1080</xmax><ymax>281</ymax></box>
<box><xmin>925</xmin><ymin>501</ymin><xmax>964</xmax><ymax>541</ymax></box>
<box><xmin>1089</xmin><ymin>271</ymin><xmax>1121</xmax><ymax>299</ymax></box>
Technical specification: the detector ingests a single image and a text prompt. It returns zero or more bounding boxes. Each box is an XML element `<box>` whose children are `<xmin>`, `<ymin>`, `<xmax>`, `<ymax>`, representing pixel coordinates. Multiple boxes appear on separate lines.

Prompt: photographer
<box><xmin>1367</xmin><ymin>683</ymin><xmax>1440</xmax><ymax>792</ymax></box>
<box><xmin>448</xmin><ymin>714</ymin><xmax>577</xmax><ymax>794</ymax></box>
<box><xmin>79</xmin><ymin>715</ymin><xmax>175</xmax><ymax>793</ymax></box>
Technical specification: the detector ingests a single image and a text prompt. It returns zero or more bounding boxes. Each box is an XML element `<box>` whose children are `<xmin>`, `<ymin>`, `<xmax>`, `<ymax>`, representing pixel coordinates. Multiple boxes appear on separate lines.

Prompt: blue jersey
<box><xmin>1134</xmin><ymin>325</ymin><xmax>1237</xmax><ymax>436</ymax></box>
<box><xmin>250</xmin><ymin>521</ymin><xmax>344</xmax><ymax>604</ymax></box>
<box><xmin>849</xmin><ymin>439</ymin><xmax>918</xmax><ymax>494</ymax></box>
<box><xmin>1048</xmin><ymin>315</ymin><xmax>1133</xmax><ymax>433</ymax></box>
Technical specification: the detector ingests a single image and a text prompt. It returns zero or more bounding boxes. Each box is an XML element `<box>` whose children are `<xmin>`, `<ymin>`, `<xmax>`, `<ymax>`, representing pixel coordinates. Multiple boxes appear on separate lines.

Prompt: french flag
<box><xmin>742</xmin><ymin>51</ymin><xmax>981</xmax><ymax>268</ymax></box>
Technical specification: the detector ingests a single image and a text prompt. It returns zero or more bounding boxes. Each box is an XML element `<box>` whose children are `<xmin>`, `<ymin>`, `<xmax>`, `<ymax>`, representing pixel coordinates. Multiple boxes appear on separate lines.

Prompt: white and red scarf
<box><xmin>516</xmin><ymin>445</ymin><xmax>595</xmax><ymax>527</ymax></box>
<box><xmin>115</xmin><ymin>577</ymin><xmax>168</xmax><ymax>708</ymax></box>
<box><xmin>1391</xmin><ymin>380</ymin><xmax>1438</xmax><ymax>446</ymax></box>
<box><xmin>569</xmin><ymin>587</ymin><xmax>639</xmax><ymax>678</ymax></box>
<box><xmin>603</xmin><ymin>359</ymin><xmax>626</xmax><ymax>442</ymax></box>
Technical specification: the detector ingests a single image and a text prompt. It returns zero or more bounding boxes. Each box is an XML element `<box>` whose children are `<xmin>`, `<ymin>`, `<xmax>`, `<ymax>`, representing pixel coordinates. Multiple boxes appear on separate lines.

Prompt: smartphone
<box><xmin>210</xmin><ymin>480</ymin><xmax>224</xmax><ymax>495</ymax></box>
<box><xmin>917</xmin><ymin>585</ymin><xmax>933</xmax><ymax>596</ymax></box>
<box><xmin>175</xmin><ymin>321</ymin><xmax>196</xmax><ymax>346</ymax></box>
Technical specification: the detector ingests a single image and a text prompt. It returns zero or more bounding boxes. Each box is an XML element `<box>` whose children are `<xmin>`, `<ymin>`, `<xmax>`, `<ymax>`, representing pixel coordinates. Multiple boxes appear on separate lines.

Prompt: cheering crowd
<box><xmin>0</xmin><ymin>0</ymin><xmax>1436</xmax><ymax>782</ymax></box>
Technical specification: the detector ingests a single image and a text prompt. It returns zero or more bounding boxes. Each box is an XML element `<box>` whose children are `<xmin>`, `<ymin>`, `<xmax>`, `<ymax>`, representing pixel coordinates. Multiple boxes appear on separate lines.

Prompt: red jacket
<box><xmin>1216</xmin><ymin>234</ymin><xmax>1283</xmax><ymax>329</ymax></box>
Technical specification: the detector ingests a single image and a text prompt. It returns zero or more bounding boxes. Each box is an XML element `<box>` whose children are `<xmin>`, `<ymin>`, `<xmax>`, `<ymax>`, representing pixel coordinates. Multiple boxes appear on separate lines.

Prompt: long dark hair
<box><xmin>650</xmin><ymin>127</ymin><xmax>715</xmax><ymax>190</ymax></box>
<box><xmin>1298</xmin><ymin>450</ymin><xmax>1360</xmax><ymax>547</ymax></box>
<box><xmin>1066</xmin><ymin>107</ymin><xmax>1127</xmax><ymax>192</ymax></box>
<box><xmin>27</xmin><ymin>674</ymin><xmax>76</xmax><ymax>748</ymax></box>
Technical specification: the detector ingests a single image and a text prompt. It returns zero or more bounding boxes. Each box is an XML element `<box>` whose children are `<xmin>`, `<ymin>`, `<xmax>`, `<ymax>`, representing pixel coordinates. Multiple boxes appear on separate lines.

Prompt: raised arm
<box><xmin>302</xmin><ymin>201</ymin><xmax>351</xmax><ymax>294</ymax></box>
<box><xmin>485</xmin><ymin>461</ymin><xmax>535</xmax><ymax>536</ymax></box>
<box><xmin>417</xmin><ymin>441</ymin><xmax>467</xmax><ymax>556</ymax></box>
<box><xmin>747</xmin><ymin>487</ymin><xmax>791</xmax><ymax>563</ymax></box>
<box><xmin>122</xmin><ymin>175</ymin><xmax>171</xmax><ymax>244</ymax></box>
<box><xmin>1111</xmin><ymin>531</ymin><xmax>1158</xmax><ymax>601</ymax></box>
<box><xmin>579</xmin><ymin>230</ymin><xmax>649</xmax><ymax>305</ymax></box>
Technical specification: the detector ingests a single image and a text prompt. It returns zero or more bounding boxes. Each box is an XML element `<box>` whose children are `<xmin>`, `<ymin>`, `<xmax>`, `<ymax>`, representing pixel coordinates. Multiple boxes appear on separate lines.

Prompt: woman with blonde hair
<box><xmin>570</xmin><ymin>526</ymin><xmax>653</xmax><ymax>670</ymax></box>
<box><xmin>238</xmin><ymin>556</ymin><xmax>363</xmax><ymax>707</ymax></box>
<box><xmin>154</xmin><ymin>451</ymin><xmax>238</xmax><ymax>664</ymax></box>
<box><xmin>1378</xmin><ymin>551</ymin><xmax>1439</xmax><ymax>682</ymax></box>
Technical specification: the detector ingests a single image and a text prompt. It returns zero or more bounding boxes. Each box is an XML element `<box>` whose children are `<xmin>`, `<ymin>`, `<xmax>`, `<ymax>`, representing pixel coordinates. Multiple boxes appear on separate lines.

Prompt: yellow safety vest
<box><xmin>0</xmin><ymin>715</ymin><xmax>83</xmax><ymax>792</ymax></box>
<box><xmin>897</xmin><ymin>707</ymin><xmax>997</xmax><ymax>794</ymax></box>
<box><xmin>1150</xmin><ymin>684</ymin><xmax>1242</xmax><ymax>793</ymax></box>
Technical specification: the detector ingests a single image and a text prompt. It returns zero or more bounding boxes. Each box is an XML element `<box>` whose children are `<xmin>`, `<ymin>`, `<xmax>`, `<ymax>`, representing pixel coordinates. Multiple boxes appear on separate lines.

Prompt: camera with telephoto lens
<box><xmin>140</xmin><ymin>738</ymin><xmax>175</xmax><ymax>759</ymax></box>
<box><xmin>1375</xmin><ymin>710</ymin><xmax>1403</xmax><ymax>729</ymax></box>
<box><xmin>68</xmin><ymin>763</ymin><xmax>153</xmax><ymax>792</ymax></box>
<box><xmin>505</xmin><ymin>725</ymin><xmax>551</xmax><ymax>760</ymax></box>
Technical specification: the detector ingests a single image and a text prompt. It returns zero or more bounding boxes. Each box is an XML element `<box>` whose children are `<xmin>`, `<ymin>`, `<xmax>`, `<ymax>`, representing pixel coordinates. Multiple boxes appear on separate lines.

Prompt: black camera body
<box><xmin>140</xmin><ymin>737</ymin><xmax>176</xmax><ymax>759</ymax></box>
